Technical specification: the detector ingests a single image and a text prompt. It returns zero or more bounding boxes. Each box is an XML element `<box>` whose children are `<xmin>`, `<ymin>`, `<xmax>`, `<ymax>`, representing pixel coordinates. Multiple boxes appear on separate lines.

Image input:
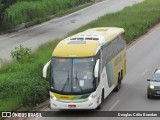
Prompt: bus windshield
<box><xmin>51</xmin><ymin>57</ymin><xmax>96</xmax><ymax>95</ymax></box>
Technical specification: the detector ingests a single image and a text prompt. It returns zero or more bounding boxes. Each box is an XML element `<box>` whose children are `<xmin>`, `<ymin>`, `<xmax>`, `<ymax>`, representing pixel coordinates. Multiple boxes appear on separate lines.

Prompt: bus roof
<box><xmin>53</xmin><ymin>27</ymin><xmax>124</xmax><ymax>57</ymax></box>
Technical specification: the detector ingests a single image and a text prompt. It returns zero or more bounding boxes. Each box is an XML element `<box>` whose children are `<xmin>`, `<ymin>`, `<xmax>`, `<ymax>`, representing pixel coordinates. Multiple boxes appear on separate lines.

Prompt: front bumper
<box><xmin>50</xmin><ymin>97</ymin><xmax>99</xmax><ymax>110</ymax></box>
<box><xmin>148</xmin><ymin>88</ymin><xmax>160</xmax><ymax>96</ymax></box>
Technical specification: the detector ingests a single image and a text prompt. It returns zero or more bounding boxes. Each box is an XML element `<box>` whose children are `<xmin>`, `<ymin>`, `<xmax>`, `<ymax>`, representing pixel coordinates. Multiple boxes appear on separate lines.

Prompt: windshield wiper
<box><xmin>61</xmin><ymin>71</ymin><xmax>70</xmax><ymax>93</ymax></box>
<box><xmin>75</xmin><ymin>71</ymin><xmax>83</xmax><ymax>92</ymax></box>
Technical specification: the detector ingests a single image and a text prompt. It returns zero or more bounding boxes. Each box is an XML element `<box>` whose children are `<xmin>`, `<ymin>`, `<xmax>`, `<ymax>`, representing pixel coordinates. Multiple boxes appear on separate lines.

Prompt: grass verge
<box><xmin>1</xmin><ymin>0</ymin><xmax>92</xmax><ymax>31</ymax></box>
<box><xmin>69</xmin><ymin>0</ymin><xmax>160</xmax><ymax>43</ymax></box>
<box><xmin>0</xmin><ymin>40</ymin><xmax>59</xmax><ymax>112</ymax></box>
<box><xmin>0</xmin><ymin>0</ymin><xmax>160</xmax><ymax>112</ymax></box>
<box><xmin>25</xmin><ymin>3</ymin><xmax>92</xmax><ymax>28</ymax></box>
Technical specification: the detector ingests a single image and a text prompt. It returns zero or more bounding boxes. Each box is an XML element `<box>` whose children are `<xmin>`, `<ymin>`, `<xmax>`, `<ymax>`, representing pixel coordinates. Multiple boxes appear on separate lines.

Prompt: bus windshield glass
<box><xmin>51</xmin><ymin>57</ymin><xmax>96</xmax><ymax>95</ymax></box>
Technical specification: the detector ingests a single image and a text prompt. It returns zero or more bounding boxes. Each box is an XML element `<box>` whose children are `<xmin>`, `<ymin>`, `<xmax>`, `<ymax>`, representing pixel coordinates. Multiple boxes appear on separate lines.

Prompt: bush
<box><xmin>11</xmin><ymin>44</ymin><xmax>32</xmax><ymax>63</ymax></box>
<box><xmin>22</xmin><ymin>80</ymin><xmax>49</xmax><ymax>106</ymax></box>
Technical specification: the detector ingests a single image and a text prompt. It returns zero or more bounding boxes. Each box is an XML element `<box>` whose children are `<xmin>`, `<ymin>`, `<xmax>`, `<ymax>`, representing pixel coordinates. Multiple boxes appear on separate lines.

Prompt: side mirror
<box><xmin>94</xmin><ymin>59</ymin><xmax>99</xmax><ymax>78</ymax></box>
<box><xmin>43</xmin><ymin>60</ymin><xmax>51</xmax><ymax>78</ymax></box>
<box><xmin>147</xmin><ymin>79</ymin><xmax>150</xmax><ymax>81</ymax></box>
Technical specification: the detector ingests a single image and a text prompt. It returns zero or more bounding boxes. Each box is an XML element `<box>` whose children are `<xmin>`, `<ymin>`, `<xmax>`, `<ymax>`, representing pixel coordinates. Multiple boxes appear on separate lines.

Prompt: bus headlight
<box><xmin>50</xmin><ymin>92</ymin><xmax>57</xmax><ymax>100</ymax></box>
<box><xmin>91</xmin><ymin>92</ymin><xmax>97</xmax><ymax>98</ymax></box>
<box><xmin>149</xmin><ymin>85</ymin><xmax>154</xmax><ymax>89</ymax></box>
<box><xmin>88</xmin><ymin>92</ymin><xmax>97</xmax><ymax>100</ymax></box>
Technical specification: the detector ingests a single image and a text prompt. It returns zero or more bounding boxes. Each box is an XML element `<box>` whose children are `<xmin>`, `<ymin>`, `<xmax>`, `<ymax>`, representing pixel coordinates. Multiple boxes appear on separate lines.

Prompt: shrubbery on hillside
<box><xmin>1</xmin><ymin>0</ymin><xmax>91</xmax><ymax>30</ymax></box>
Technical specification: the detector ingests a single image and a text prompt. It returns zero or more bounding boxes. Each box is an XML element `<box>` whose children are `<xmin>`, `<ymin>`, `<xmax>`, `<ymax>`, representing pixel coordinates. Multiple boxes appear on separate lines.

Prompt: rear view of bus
<box><xmin>43</xmin><ymin>27</ymin><xmax>126</xmax><ymax>110</ymax></box>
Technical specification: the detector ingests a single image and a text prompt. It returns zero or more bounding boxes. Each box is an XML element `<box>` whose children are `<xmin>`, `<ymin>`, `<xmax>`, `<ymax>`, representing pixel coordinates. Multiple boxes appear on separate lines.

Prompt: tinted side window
<box><xmin>101</xmin><ymin>35</ymin><xmax>126</xmax><ymax>68</ymax></box>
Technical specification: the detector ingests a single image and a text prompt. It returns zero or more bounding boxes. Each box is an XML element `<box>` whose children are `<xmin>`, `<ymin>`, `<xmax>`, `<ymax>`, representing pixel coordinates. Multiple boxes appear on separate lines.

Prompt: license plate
<box><xmin>157</xmin><ymin>91</ymin><xmax>160</xmax><ymax>94</ymax></box>
<box><xmin>68</xmin><ymin>105</ymin><xmax>76</xmax><ymax>108</ymax></box>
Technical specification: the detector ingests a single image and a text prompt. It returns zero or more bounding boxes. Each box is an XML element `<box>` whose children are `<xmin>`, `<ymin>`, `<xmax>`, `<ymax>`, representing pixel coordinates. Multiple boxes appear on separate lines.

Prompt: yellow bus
<box><xmin>43</xmin><ymin>27</ymin><xmax>126</xmax><ymax>109</ymax></box>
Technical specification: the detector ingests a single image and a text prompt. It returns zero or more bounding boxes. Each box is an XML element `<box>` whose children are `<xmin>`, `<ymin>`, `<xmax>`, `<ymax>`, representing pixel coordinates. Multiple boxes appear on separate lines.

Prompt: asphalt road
<box><xmin>23</xmin><ymin>21</ymin><xmax>160</xmax><ymax>120</ymax></box>
<box><xmin>3</xmin><ymin>0</ymin><xmax>157</xmax><ymax>119</ymax></box>
<box><xmin>0</xmin><ymin>0</ymin><xmax>143</xmax><ymax>63</ymax></box>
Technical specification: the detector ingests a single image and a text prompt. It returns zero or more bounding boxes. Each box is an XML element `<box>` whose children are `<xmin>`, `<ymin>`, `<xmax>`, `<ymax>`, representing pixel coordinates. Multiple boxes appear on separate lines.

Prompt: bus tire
<box><xmin>114</xmin><ymin>76</ymin><xmax>121</xmax><ymax>92</ymax></box>
<box><xmin>96</xmin><ymin>90</ymin><xmax>104</xmax><ymax>110</ymax></box>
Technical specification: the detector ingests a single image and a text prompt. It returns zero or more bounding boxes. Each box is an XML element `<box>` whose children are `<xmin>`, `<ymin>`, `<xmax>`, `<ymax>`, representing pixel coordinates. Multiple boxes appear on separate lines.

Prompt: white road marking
<box><xmin>142</xmin><ymin>69</ymin><xmax>149</xmax><ymax>76</ymax></box>
<box><xmin>108</xmin><ymin>99</ymin><xmax>120</xmax><ymax>111</ymax></box>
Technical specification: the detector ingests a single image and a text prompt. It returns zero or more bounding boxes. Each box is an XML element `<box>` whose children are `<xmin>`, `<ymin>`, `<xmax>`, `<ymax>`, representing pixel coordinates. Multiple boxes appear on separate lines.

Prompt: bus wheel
<box><xmin>114</xmin><ymin>76</ymin><xmax>121</xmax><ymax>92</ymax></box>
<box><xmin>96</xmin><ymin>90</ymin><xmax>104</xmax><ymax>110</ymax></box>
